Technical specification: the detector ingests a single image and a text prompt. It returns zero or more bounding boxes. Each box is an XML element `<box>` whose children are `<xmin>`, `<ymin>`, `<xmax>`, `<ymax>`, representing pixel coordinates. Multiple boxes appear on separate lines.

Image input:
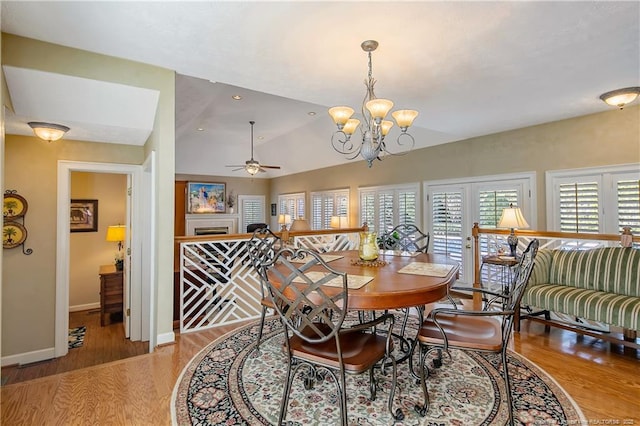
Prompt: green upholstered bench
<box><xmin>519</xmin><ymin>247</ymin><xmax>640</xmax><ymax>348</ymax></box>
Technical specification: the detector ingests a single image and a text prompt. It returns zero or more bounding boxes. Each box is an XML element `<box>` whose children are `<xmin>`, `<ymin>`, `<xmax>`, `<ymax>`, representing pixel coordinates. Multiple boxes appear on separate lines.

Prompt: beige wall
<box><xmin>70</xmin><ymin>172</ymin><xmax>127</xmax><ymax>309</ymax></box>
<box><xmin>270</xmin><ymin>106</ymin><xmax>640</xmax><ymax>230</ymax></box>
<box><xmin>2</xmin><ymin>33</ymin><xmax>174</xmax><ymax>357</ymax></box>
<box><xmin>176</xmin><ymin>174</ymin><xmax>271</xmax><ymax>199</ymax></box>
<box><xmin>2</xmin><ymin>136</ymin><xmax>142</xmax><ymax>355</ymax></box>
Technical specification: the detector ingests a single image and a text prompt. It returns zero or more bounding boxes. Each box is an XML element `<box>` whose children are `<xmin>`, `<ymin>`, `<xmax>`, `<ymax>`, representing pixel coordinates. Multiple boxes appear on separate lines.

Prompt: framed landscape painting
<box><xmin>70</xmin><ymin>199</ymin><xmax>98</xmax><ymax>232</ymax></box>
<box><xmin>187</xmin><ymin>182</ymin><xmax>226</xmax><ymax>213</ymax></box>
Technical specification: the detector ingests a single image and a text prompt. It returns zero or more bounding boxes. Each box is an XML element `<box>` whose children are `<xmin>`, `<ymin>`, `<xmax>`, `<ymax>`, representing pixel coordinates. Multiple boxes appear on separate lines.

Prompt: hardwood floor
<box><xmin>1</xmin><ymin>310</ymin><xmax>149</xmax><ymax>385</ymax></box>
<box><xmin>1</xmin><ymin>317</ymin><xmax>638</xmax><ymax>425</ymax></box>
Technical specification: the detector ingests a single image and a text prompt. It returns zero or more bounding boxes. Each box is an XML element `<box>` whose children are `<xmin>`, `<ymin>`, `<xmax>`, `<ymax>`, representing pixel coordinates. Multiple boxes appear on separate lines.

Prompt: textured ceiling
<box><xmin>2</xmin><ymin>1</ymin><xmax>639</xmax><ymax>177</ymax></box>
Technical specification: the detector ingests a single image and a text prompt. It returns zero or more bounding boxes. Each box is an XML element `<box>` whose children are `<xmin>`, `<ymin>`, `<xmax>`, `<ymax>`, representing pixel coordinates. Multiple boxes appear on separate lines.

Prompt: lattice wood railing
<box><xmin>174</xmin><ymin>227</ymin><xmax>363</xmax><ymax>333</ymax></box>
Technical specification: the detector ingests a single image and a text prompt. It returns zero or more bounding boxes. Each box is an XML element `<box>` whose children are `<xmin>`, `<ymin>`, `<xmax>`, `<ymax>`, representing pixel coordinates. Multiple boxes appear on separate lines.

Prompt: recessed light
<box><xmin>308</xmin><ymin>111</ymin><xmax>316</xmax><ymax>116</ymax></box>
<box><xmin>196</xmin><ymin>127</ymin><xmax>204</xmax><ymax>131</ymax></box>
<box><xmin>258</xmin><ymin>136</ymin><xmax>265</xmax><ymax>140</ymax></box>
<box><xmin>232</xmin><ymin>95</ymin><xmax>242</xmax><ymax>100</ymax></box>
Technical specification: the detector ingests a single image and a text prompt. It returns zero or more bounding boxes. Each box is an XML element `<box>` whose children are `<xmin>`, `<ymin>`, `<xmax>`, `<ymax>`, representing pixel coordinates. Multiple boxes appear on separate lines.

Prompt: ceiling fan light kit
<box><xmin>328</xmin><ymin>40</ymin><xmax>418</xmax><ymax>168</ymax></box>
<box><xmin>226</xmin><ymin>121</ymin><xmax>281</xmax><ymax>175</ymax></box>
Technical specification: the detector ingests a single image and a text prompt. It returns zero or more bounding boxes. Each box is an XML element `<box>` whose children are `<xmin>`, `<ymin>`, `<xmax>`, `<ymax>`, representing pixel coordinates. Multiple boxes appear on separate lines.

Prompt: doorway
<box><xmin>55</xmin><ymin>160</ymin><xmax>149</xmax><ymax>359</ymax></box>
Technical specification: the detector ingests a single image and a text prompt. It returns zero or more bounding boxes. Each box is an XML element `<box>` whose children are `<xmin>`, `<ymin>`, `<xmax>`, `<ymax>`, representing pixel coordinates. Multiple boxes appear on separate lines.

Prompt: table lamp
<box><xmin>289</xmin><ymin>218</ymin><xmax>310</xmax><ymax>232</ymax></box>
<box><xmin>106</xmin><ymin>225</ymin><xmax>126</xmax><ymax>270</ymax></box>
<box><xmin>497</xmin><ymin>204</ymin><xmax>529</xmax><ymax>258</ymax></box>
<box><xmin>330</xmin><ymin>216</ymin><xmax>349</xmax><ymax>229</ymax></box>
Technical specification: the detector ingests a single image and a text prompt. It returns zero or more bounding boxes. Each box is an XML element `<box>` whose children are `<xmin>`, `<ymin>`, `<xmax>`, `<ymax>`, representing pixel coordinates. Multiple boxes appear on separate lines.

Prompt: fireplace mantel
<box><xmin>185</xmin><ymin>214</ymin><xmax>239</xmax><ymax>236</ymax></box>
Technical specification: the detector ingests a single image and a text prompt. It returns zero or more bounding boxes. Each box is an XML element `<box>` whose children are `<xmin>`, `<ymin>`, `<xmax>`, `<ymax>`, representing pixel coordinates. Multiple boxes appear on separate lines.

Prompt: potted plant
<box><xmin>226</xmin><ymin>190</ymin><xmax>236</xmax><ymax>213</ymax></box>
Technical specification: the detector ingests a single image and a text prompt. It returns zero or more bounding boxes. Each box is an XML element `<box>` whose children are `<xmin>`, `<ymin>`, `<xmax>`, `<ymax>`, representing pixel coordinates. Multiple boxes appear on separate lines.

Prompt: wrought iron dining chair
<box><xmin>257</xmin><ymin>246</ymin><xmax>404</xmax><ymax>425</ymax></box>
<box><xmin>377</xmin><ymin>223</ymin><xmax>432</xmax><ymax>352</ymax></box>
<box><xmin>413</xmin><ymin>239</ymin><xmax>539</xmax><ymax>426</ymax></box>
<box><xmin>378</xmin><ymin>223</ymin><xmax>430</xmax><ymax>253</ymax></box>
<box><xmin>246</xmin><ymin>227</ymin><xmax>282</xmax><ymax>355</ymax></box>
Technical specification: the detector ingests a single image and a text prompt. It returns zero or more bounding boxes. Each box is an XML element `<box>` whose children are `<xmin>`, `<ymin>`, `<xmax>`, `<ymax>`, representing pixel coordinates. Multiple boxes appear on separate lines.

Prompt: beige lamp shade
<box><xmin>328</xmin><ymin>106</ymin><xmax>355</xmax><ymax>126</ymax></box>
<box><xmin>380</xmin><ymin>120</ymin><xmax>394</xmax><ymax>136</ymax></box>
<box><xmin>365</xmin><ymin>98</ymin><xmax>394</xmax><ymax>120</ymax></box>
<box><xmin>392</xmin><ymin>109</ymin><xmax>419</xmax><ymax>129</ymax></box>
<box><xmin>330</xmin><ymin>216</ymin><xmax>349</xmax><ymax>229</ymax></box>
<box><xmin>278</xmin><ymin>214</ymin><xmax>291</xmax><ymax>225</ymax></box>
<box><xmin>289</xmin><ymin>219</ymin><xmax>311</xmax><ymax>232</ymax></box>
<box><xmin>497</xmin><ymin>206</ymin><xmax>529</xmax><ymax>230</ymax></box>
<box><xmin>342</xmin><ymin>119</ymin><xmax>360</xmax><ymax>135</ymax></box>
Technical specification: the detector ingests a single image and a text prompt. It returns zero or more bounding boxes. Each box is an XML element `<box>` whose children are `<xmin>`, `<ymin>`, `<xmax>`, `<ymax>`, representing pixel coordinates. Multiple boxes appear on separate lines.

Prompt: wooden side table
<box><xmin>99</xmin><ymin>264</ymin><xmax>123</xmax><ymax>326</ymax></box>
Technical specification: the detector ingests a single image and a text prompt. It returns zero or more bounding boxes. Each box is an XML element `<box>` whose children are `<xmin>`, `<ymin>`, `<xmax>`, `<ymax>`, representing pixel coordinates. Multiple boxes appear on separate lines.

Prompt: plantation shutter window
<box><xmin>358</xmin><ymin>184</ymin><xmax>420</xmax><ymax>234</ymax></box>
<box><xmin>277</xmin><ymin>193</ymin><xmax>306</xmax><ymax>221</ymax></box>
<box><xmin>239</xmin><ymin>196</ymin><xmax>265</xmax><ymax>233</ymax></box>
<box><xmin>617</xmin><ymin>178</ymin><xmax>640</xmax><ymax>234</ymax></box>
<box><xmin>309</xmin><ymin>189</ymin><xmax>350</xmax><ymax>230</ymax></box>
<box><xmin>559</xmin><ymin>182</ymin><xmax>600</xmax><ymax>233</ymax></box>
<box><xmin>547</xmin><ymin>165</ymin><xmax>640</xmax><ymax>235</ymax></box>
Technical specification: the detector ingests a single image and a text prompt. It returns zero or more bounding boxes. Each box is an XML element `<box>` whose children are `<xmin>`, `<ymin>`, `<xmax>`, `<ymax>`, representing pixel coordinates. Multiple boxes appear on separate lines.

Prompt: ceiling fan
<box><xmin>226</xmin><ymin>121</ymin><xmax>281</xmax><ymax>175</ymax></box>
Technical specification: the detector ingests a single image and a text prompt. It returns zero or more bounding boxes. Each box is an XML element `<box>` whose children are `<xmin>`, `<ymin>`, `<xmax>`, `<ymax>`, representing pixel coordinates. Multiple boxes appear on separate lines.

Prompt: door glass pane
<box><xmin>431</xmin><ymin>191</ymin><xmax>463</xmax><ymax>275</ymax></box>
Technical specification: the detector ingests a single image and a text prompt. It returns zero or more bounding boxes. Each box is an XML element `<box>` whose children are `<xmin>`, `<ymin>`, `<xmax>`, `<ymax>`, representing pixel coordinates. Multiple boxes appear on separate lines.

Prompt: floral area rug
<box><xmin>172</xmin><ymin>314</ymin><xmax>585</xmax><ymax>425</ymax></box>
<box><xmin>68</xmin><ymin>326</ymin><xmax>86</xmax><ymax>349</ymax></box>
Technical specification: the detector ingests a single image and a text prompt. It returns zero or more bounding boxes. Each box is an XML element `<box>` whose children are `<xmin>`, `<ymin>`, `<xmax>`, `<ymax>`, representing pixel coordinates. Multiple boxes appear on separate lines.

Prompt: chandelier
<box><xmin>328</xmin><ymin>40</ymin><xmax>418</xmax><ymax>167</ymax></box>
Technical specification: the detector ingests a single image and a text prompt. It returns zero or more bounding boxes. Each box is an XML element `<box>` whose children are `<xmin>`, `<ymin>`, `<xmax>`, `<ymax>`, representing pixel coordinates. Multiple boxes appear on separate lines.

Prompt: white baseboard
<box><xmin>1</xmin><ymin>347</ymin><xmax>56</xmax><ymax>367</ymax></box>
<box><xmin>156</xmin><ymin>331</ymin><xmax>175</xmax><ymax>347</ymax></box>
<box><xmin>69</xmin><ymin>302</ymin><xmax>100</xmax><ymax>312</ymax></box>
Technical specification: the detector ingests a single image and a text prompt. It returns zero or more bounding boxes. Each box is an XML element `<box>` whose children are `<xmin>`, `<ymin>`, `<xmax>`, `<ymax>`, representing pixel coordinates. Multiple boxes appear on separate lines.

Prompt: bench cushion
<box><xmin>523</xmin><ymin>283</ymin><xmax>640</xmax><ymax>331</ymax></box>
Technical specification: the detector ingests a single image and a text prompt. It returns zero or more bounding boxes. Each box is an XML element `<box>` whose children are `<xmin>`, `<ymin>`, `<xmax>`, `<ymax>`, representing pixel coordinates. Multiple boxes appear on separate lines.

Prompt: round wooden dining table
<box><xmin>280</xmin><ymin>249</ymin><xmax>460</xmax><ymax>311</ymax></box>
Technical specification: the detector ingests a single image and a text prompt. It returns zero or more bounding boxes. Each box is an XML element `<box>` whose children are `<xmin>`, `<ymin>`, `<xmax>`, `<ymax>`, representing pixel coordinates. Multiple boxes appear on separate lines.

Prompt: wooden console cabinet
<box><xmin>99</xmin><ymin>264</ymin><xmax>123</xmax><ymax>326</ymax></box>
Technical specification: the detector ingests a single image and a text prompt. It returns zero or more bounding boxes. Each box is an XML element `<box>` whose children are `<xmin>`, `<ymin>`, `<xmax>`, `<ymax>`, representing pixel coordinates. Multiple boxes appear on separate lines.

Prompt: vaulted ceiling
<box><xmin>2</xmin><ymin>1</ymin><xmax>639</xmax><ymax>177</ymax></box>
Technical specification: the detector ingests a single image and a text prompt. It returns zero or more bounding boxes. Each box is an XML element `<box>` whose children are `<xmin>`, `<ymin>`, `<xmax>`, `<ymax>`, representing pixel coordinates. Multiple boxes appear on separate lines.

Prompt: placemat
<box><xmin>397</xmin><ymin>262</ymin><xmax>454</xmax><ymax>277</ymax></box>
<box><xmin>292</xmin><ymin>271</ymin><xmax>373</xmax><ymax>289</ymax></box>
<box><xmin>289</xmin><ymin>254</ymin><xmax>344</xmax><ymax>264</ymax></box>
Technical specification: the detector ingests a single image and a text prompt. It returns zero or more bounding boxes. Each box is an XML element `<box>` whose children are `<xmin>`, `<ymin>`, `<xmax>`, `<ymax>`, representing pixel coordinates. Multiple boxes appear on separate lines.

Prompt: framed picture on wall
<box><xmin>186</xmin><ymin>182</ymin><xmax>226</xmax><ymax>214</ymax></box>
<box><xmin>70</xmin><ymin>199</ymin><xmax>98</xmax><ymax>232</ymax></box>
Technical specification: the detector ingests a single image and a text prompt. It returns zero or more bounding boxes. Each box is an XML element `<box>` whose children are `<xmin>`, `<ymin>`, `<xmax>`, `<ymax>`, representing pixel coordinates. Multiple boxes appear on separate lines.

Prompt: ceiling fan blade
<box><xmin>259</xmin><ymin>165</ymin><xmax>281</xmax><ymax>169</ymax></box>
<box><xmin>225</xmin><ymin>165</ymin><xmax>246</xmax><ymax>168</ymax></box>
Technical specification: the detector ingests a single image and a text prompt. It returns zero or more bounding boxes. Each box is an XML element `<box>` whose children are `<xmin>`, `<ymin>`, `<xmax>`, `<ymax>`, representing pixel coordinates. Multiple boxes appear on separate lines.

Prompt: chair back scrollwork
<box><xmin>379</xmin><ymin>223</ymin><xmax>430</xmax><ymax>253</ymax></box>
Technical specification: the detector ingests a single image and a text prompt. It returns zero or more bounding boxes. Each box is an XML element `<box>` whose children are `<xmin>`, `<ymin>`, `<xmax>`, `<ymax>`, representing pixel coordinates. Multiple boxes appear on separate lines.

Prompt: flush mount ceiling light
<box><xmin>599</xmin><ymin>87</ymin><xmax>640</xmax><ymax>109</ymax></box>
<box><xmin>28</xmin><ymin>122</ymin><xmax>70</xmax><ymax>142</ymax></box>
<box><xmin>328</xmin><ymin>40</ymin><xmax>419</xmax><ymax>168</ymax></box>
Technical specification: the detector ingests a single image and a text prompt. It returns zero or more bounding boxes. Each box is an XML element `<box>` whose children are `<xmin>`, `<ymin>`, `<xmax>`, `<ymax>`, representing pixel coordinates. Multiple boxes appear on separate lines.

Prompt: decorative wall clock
<box><xmin>3</xmin><ymin>192</ymin><xmax>28</xmax><ymax>219</ymax></box>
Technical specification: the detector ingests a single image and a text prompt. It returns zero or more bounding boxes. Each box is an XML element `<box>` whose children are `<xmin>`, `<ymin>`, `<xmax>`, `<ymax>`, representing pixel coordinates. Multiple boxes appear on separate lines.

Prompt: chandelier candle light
<box><xmin>329</xmin><ymin>40</ymin><xmax>418</xmax><ymax>167</ymax></box>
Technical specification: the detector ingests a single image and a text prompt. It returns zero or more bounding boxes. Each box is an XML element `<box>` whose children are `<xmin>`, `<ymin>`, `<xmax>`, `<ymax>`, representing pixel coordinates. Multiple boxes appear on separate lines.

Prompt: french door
<box><xmin>425</xmin><ymin>173</ymin><xmax>535</xmax><ymax>286</ymax></box>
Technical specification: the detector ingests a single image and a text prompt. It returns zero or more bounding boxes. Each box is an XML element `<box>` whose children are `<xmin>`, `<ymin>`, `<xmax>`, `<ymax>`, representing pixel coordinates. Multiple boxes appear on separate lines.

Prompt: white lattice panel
<box><xmin>293</xmin><ymin>233</ymin><xmax>358</xmax><ymax>252</ymax></box>
<box><xmin>179</xmin><ymin>238</ymin><xmax>263</xmax><ymax>333</ymax></box>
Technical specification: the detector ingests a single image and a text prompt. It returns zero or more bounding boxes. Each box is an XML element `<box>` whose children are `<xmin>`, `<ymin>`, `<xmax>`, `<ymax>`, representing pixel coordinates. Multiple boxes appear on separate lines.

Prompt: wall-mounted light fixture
<box><xmin>599</xmin><ymin>87</ymin><xmax>640</xmax><ymax>109</ymax></box>
<box><xmin>28</xmin><ymin>122</ymin><xmax>70</xmax><ymax>142</ymax></box>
